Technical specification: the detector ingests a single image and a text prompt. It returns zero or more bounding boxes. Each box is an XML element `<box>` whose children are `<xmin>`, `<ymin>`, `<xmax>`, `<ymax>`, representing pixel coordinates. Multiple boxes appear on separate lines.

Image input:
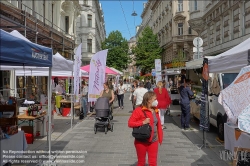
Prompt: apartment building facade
<box><xmin>189</xmin><ymin>0</ymin><xmax>250</xmax><ymax>56</ymax></box>
<box><xmin>137</xmin><ymin>0</ymin><xmax>198</xmax><ymax>69</ymax></box>
<box><xmin>0</xmin><ymin>0</ymin><xmax>81</xmax><ymax>98</ymax></box>
<box><xmin>76</xmin><ymin>0</ymin><xmax>106</xmax><ymax>65</ymax></box>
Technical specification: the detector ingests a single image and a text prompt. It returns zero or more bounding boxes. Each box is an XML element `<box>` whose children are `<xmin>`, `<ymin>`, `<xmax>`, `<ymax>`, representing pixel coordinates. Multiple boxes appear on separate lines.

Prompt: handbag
<box><xmin>132</xmin><ymin>111</ymin><xmax>152</xmax><ymax>141</ymax></box>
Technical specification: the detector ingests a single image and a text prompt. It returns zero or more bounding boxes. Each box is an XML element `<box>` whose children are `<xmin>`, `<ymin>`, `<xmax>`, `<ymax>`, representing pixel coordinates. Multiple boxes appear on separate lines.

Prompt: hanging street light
<box><xmin>131</xmin><ymin>11</ymin><xmax>137</xmax><ymax>16</ymax></box>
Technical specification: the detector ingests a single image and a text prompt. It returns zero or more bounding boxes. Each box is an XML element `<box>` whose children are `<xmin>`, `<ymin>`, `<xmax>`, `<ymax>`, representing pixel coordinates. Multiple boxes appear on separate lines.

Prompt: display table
<box><xmin>224</xmin><ymin>123</ymin><xmax>250</xmax><ymax>153</ymax></box>
<box><xmin>0</xmin><ymin>130</ymin><xmax>28</xmax><ymax>166</ymax></box>
<box><xmin>18</xmin><ymin>112</ymin><xmax>46</xmax><ymax>142</ymax></box>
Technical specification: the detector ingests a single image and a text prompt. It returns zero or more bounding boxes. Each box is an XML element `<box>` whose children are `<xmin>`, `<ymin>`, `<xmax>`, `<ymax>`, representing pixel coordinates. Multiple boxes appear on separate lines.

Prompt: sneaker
<box><xmin>162</xmin><ymin>126</ymin><xmax>166</xmax><ymax>129</ymax></box>
<box><xmin>185</xmin><ymin>128</ymin><xmax>194</xmax><ymax>131</ymax></box>
<box><xmin>118</xmin><ymin>107</ymin><xmax>121</xmax><ymax>109</ymax></box>
<box><xmin>122</xmin><ymin>106</ymin><xmax>124</xmax><ymax>109</ymax></box>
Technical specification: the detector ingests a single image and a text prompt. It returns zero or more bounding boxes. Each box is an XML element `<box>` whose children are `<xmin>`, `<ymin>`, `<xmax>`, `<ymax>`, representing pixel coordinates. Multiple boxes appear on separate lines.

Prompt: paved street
<box><xmin>23</xmin><ymin>92</ymin><xmax>231</xmax><ymax>166</ymax></box>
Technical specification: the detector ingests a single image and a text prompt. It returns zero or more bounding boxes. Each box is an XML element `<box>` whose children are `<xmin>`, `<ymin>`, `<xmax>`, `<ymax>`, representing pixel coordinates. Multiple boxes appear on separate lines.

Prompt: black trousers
<box><xmin>117</xmin><ymin>94</ymin><xmax>124</xmax><ymax>107</ymax></box>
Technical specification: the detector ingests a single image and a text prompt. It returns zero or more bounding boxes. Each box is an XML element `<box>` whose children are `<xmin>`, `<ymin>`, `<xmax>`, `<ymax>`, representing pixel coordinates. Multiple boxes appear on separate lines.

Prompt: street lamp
<box><xmin>131</xmin><ymin>11</ymin><xmax>137</xmax><ymax>16</ymax></box>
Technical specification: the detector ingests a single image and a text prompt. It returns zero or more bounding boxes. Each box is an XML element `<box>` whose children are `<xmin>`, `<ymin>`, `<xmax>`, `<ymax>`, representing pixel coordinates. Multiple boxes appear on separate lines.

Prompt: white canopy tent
<box><xmin>208</xmin><ymin>37</ymin><xmax>250</xmax><ymax>73</ymax></box>
<box><xmin>0</xmin><ymin>30</ymin><xmax>83</xmax><ymax>164</ymax></box>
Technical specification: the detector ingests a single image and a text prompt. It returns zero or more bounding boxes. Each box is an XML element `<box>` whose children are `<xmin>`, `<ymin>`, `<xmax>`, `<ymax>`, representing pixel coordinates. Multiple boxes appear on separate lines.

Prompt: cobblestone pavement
<box><xmin>23</xmin><ymin>92</ymin><xmax>231</xmax><ymax>166</ymax></box>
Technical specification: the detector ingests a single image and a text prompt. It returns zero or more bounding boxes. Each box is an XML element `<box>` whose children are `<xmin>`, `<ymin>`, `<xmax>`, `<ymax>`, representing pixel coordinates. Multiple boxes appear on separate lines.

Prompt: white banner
<box><xmin>74</xmin><ymin>43</ymin><xmax>82</xmax><ymax>102</ymax></box>
<box><xmin>155</xmin><ymin>72</ymin><xmax>162</xmax><ymax>84</ymax></box>
<box><xmin>88</xmin><ymin>50</ymin><xmax>108</xmax><ymax>102</ymax></box>
<box><xmin>155</xmin><ymin>59</ymin><xmax>162</xmax><ymax>72</ymax></box>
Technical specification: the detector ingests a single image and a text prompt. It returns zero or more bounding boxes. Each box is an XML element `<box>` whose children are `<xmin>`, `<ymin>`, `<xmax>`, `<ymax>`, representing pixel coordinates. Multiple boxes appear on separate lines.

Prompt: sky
<box><xmin>100</xmin><ymin>0</ymin><xmax>147</xmax><ymax>40</ymax></box>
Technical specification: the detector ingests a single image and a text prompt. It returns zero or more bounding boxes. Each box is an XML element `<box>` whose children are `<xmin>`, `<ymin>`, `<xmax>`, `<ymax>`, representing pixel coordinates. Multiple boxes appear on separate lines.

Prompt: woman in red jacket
<box><xmin>154</xmin><ymin>81</ymin><xmax>171</xmax><ymax>129</ymax></box>
<box><xmin>128</xmin><ymin>91</ymin><xmax>163</xmax><ymax>166</ymax></box>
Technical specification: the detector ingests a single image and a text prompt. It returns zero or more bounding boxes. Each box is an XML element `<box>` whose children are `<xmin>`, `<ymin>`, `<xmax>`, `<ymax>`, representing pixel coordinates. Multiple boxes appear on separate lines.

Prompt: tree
<box><xmin>132</xmin><ymin>26</ymin><xmax>162</xmax><ymax>74</ymax></box>
<box><xmin>101</xmin><ymin>31</ymin><xmax>130</xmax><ymax>71</ymax></box>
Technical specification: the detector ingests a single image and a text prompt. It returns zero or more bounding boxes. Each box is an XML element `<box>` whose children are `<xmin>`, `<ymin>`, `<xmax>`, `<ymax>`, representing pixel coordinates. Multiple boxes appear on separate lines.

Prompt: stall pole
<box><xmin>14</xmin><ymin>70</ymin><xmax>16</xmax><ymax>97</ymax></box>
<box><xmin>24</xmin><ymin>6</ymin><xmax>26</xmax><ymax>38</ymax></box>
<box><xmin>71</xmin><ymin>71</ymin><xmax>73</xmax><ymax>129</ymax></box>
<box><xmin>47</xmin><ymin>67</ymin><xmax>52</xmax><ymax>164</ymax></box>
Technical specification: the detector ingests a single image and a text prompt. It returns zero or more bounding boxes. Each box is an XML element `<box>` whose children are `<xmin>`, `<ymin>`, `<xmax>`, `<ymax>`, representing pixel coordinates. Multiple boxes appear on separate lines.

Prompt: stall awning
<box><xmin>208</xmin><ymin>37</ymin><xmax>250</xmax><ymax>73</ymax></box>
<box><xmin>0</xmin><ymin>29</ymin><xmax>52</xmax><ymax>67</ymax></box>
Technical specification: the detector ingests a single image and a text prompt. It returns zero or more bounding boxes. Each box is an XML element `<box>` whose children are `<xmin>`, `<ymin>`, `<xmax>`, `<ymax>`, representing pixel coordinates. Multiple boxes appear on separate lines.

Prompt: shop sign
<box><xmin>165</xmin><ymin>62</ymin><xmax>185</xmax><ymax>69</ymax></box>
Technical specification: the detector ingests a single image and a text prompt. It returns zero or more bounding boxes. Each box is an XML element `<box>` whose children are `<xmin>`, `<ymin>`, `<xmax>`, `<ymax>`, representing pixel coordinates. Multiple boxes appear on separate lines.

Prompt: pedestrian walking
<box><xmin>117</xmin><ymin>81</ymin><xmax>126</xmax><ymax>109</ymax></box>
<box><xmin>100</xmin><ymin>82</ymin><xmax>115</xmax><ymax>112</ymax></box>
<box><xmin>154</xmin><ymin>81</ymin><xmax>171</xmax><ymax>129</ymax></box>
<box><xmin>130</xmin><ymin>80</ymin><xmax>138</xmax><ymax>110</ymax></box>
<box><xmin>81</xmin><ymin>81</ymin><xmax>88</xmax><ymax>118</ymax></box>
<box><xmin>179</xmin><ymin>79</ymin><xmax>194</xmax><ymax>130</ymax></box>
<box><xmin>128</xmin><ymin>91</ymin><xmax>163</xmax><ymax>166</ymax></box>
<box><xmin>133</xmin><ymin>82</ymin><xmax>148</xmax><ymax>108</ymax></box>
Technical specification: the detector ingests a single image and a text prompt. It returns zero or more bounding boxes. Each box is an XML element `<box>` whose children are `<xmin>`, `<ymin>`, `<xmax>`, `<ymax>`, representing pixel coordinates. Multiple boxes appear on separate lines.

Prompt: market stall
<box><xmin>0</xmin><ymin>29</ymin><xmax>53</xmax><ymax>165</ymax></box>
<box><xmin>203</xmin><ymin>37</ymin><xmax>250</xmax><ymax>151</ymax></box>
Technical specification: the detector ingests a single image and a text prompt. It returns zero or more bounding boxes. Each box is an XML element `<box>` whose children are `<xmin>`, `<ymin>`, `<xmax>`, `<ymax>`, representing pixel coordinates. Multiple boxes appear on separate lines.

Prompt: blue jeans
<box><xmin>81</xmin><ymin>97</ymin><xmax>87</xmax><ymax>116</ymax></box>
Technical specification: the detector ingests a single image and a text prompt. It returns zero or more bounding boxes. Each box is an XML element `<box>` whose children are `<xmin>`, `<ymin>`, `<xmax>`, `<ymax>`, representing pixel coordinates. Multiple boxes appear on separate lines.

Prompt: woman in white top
<box><xmin>117</xmin><ymin>81</ymin><xmax>126</xmax><ymax>109</ymax></box>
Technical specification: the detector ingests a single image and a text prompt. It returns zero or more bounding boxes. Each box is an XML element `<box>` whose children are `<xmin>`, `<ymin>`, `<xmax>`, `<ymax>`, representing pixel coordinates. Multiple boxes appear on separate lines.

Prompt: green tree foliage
<box><xmin>101</xmin><ymin>31</ymin><xmax>130</xmax><ymax>71</ymax></box>
<box><xmin>132</xmin><ymin>26</ymin><xmax>162</xmax><ymax>74</ymax></box>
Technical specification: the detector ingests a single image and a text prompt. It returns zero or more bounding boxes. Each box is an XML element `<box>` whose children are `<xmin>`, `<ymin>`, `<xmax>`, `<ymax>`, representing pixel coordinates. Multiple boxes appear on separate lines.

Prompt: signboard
<box><xmin>155</xmin><ymin>59</ymin><xmax>161</xmax><ymax>72</ymax></box>
<box><xmin>193</xmin><ymin>37</ymin><xmax>203</xmax><ymax>47</ymax></box>
<box><xmin>155</xmin><ymin>72</ymin><xmax>162</xmax><ymax>84</ymax></box>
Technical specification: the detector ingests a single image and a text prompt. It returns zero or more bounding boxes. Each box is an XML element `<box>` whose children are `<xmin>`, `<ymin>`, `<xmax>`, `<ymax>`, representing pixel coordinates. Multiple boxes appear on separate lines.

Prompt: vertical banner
<box><xmin>74</xmin><ymin>43</ymin><xmax>82</xmax><ymax>102</ymax></box>
<box><xmin>155</xmin><ymin>59</ymin><xmax>162</xmax><ymax>72</ymax></box>
<box><xmin>88</xmin><ymin>49</ymin><xmax>108</xmax><ymax>102</ymax></box>
<box><xmin>155</xmin><ymin>59</ymin><xmax>162</xmax><ymax>83</ymax></box>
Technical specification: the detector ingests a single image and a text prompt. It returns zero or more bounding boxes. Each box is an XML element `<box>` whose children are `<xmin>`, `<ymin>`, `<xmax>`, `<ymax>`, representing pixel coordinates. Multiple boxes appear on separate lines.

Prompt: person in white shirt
<box><xmin>55</xmin><ymin>80</ymin><xmax>65</xmax><ymax>95</ymax></box>
<box><xmin>133</xmin><ymin>82</ymin><xmax>148</xmax><ymax>108</ymax></box>
<box><xmin>117</xmin><ymin>81</ymin><xmax>126</xmax><ymax>109</ymax></box>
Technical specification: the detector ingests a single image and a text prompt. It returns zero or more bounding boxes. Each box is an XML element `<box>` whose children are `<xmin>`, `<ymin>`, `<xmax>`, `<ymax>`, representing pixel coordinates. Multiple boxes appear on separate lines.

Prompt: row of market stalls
<box><xmin>164</xmin><ymin>37</ymin><xmax>250</xmax><ymax>159</ymax></box>
<box><xmin>0</xmin><ymin>29</ymin><xmax>122</xmax><ymax>165</ymax></box>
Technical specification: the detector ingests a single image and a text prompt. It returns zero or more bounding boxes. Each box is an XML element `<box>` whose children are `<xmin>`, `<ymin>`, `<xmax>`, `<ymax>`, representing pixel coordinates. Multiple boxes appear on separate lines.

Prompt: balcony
<box><xmin>172</xmin><ymin>34</ymin><xmax>197</xmax><ymax>42</ymax></box>
<box><xmin>0</xmin><ymin>2</ymin><xmax>75</xmax><ymax>57</ymax></box>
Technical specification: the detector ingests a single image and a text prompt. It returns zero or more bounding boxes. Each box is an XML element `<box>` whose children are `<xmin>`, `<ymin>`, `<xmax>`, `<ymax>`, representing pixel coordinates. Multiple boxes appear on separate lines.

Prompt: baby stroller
<box><xmin>94</xmin><ymin>97</ymin><xmax>113</xmax><ymax>134</ymax></box>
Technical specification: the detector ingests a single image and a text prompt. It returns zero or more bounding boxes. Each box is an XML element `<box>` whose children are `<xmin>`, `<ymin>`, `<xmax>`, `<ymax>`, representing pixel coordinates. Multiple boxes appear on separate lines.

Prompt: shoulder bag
<box><xmin>132</xmin><ymin>111</ymin><xmax>152</xmax><ymax>142</ymax></box>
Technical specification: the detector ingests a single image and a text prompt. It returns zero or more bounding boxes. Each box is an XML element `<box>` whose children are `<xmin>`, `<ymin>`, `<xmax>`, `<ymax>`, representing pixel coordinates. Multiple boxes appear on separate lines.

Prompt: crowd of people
<box><xmin>52</xmin><ymin>72</ymin><xmax>198</xmax><ymax>166</ymax></box>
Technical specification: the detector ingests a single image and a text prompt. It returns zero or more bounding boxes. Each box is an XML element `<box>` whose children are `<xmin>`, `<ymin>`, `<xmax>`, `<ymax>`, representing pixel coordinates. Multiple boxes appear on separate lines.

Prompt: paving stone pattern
<box><xmin>24</xmin><ymin>92</ymin><xmax>230</xmax><ymax>166</ymax></box>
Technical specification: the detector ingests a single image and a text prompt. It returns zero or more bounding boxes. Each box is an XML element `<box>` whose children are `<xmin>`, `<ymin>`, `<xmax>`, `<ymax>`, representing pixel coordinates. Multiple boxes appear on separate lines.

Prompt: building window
<box><xmin>84</xmin><ymin>0</ymin><xmax>88</xmax><ymax>5</ymax></box>
<box><xmin>87</xmin><ymin>39</ymin><xmax>92</xmax><ymax>53</ymax></box>
<box><xmin>18</xmin><ymin>0</ymin><xmax>22</xmax><ymax>9</ymax></box>
<box><xmin>194</xmin><ymin>0</ymin><xmax>198</xmax><ymax>11</ymax></box>
<box><xmin>178</xmin><ymin>23</ymin><xmax>183</xmax><ymax>35</ymax></box>
<box><xmin>88</xmin><ymin>15</ymin><xmax>92</xmax><ymax>27</ymax></box>
<box><xmin>188</xmin><ymin>26</ymin><xmax>192</xmax><ymax>34</ymax></box>
<box><xmin>178</xmin><ymin>0</ymin><xmax>183</xmax><ymax>12</ymax></box>
<box><xmin>65</xmin><ymin>16</ymin><xmax>69</xmax><ymax>34</ymax></box>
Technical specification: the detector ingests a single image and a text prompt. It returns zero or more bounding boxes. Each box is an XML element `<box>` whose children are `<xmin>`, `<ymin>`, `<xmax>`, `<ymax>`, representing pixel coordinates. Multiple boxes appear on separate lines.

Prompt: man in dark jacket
<box><xmin>179</xmin><ymin>79</ymin><xmax>194</xmax><ymax>130</ymax></box>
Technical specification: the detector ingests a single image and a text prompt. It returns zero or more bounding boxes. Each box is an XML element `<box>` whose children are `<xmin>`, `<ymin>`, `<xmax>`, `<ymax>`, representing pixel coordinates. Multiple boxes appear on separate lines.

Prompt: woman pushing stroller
<box><xmin>100</xmin><ymin>82</ymin><xmax>115</xmax><ymax>112</ymax></box>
